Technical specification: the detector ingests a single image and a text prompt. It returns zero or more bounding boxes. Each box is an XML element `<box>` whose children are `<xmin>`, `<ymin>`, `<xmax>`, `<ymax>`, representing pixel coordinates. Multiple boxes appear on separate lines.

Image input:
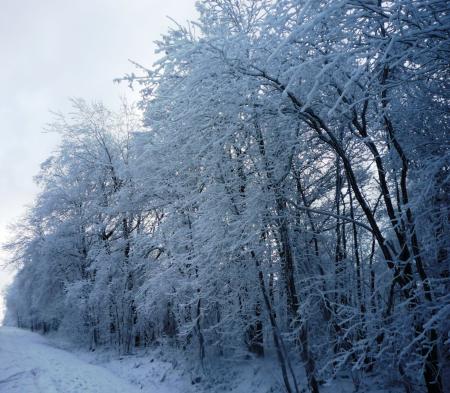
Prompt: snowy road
<box><xmin>0</xmin><ymin>327</ymin><xmax>142</xmax><ymax>393</ymax></box>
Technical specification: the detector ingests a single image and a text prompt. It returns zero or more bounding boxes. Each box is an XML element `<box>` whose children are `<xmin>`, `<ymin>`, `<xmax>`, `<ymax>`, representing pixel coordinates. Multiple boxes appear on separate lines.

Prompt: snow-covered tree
<box><xmin>5</xmin><ymin>2</ymin><xmax>449</xmax><ymax>393</ymax></box>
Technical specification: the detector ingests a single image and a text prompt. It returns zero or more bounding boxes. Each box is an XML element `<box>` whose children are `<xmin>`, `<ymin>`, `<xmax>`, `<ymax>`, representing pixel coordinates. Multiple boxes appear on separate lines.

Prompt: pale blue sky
<box><xmin>0</xmin><ymin>0</ymin><xmax>197</xmax><ymax>322</ymax></box>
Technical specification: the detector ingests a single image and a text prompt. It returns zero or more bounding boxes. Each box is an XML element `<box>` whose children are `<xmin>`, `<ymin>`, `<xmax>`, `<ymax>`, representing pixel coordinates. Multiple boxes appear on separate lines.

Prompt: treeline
<box><xmin>5</xmin><ymin>1</ymin><xmax>449</xmax><ymax>393</ymax></box>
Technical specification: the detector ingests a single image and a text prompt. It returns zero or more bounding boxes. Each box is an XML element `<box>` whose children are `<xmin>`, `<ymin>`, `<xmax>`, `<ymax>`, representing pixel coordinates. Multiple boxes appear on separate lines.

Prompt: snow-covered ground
<box><xmin>0</xmin><ymin>327</ymin><xmax>146</xmax><ymax>393</ymax></box>
<box><xmin>0</xmin><ymin>326</ymin><xmax>280</xmax><ymax>393</ymax></box>
<box><xmin>0</xmin><ymin>327</ymin><xmax>401</xmax><ymax>393</ymax></box>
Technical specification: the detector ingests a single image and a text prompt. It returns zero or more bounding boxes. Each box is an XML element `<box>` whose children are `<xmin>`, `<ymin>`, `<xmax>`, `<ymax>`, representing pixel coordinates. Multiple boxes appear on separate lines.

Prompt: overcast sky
<box><xmin>0</xmin><ymin>0</ymin><xmax>197</xmax><ymax>322</ymax></box>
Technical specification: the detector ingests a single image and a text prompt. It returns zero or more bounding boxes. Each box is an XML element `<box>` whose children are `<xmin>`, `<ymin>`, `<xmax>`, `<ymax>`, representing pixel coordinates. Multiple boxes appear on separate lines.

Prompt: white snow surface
<box><xmin>0</xmin><ymin>327</ymin><xmax>401</xmax><ymax>393</ymax></box>
<box><xmin>0</xmin><ymin>327</ymin><xmax>147</xmax><ymax>393</ymax></box>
